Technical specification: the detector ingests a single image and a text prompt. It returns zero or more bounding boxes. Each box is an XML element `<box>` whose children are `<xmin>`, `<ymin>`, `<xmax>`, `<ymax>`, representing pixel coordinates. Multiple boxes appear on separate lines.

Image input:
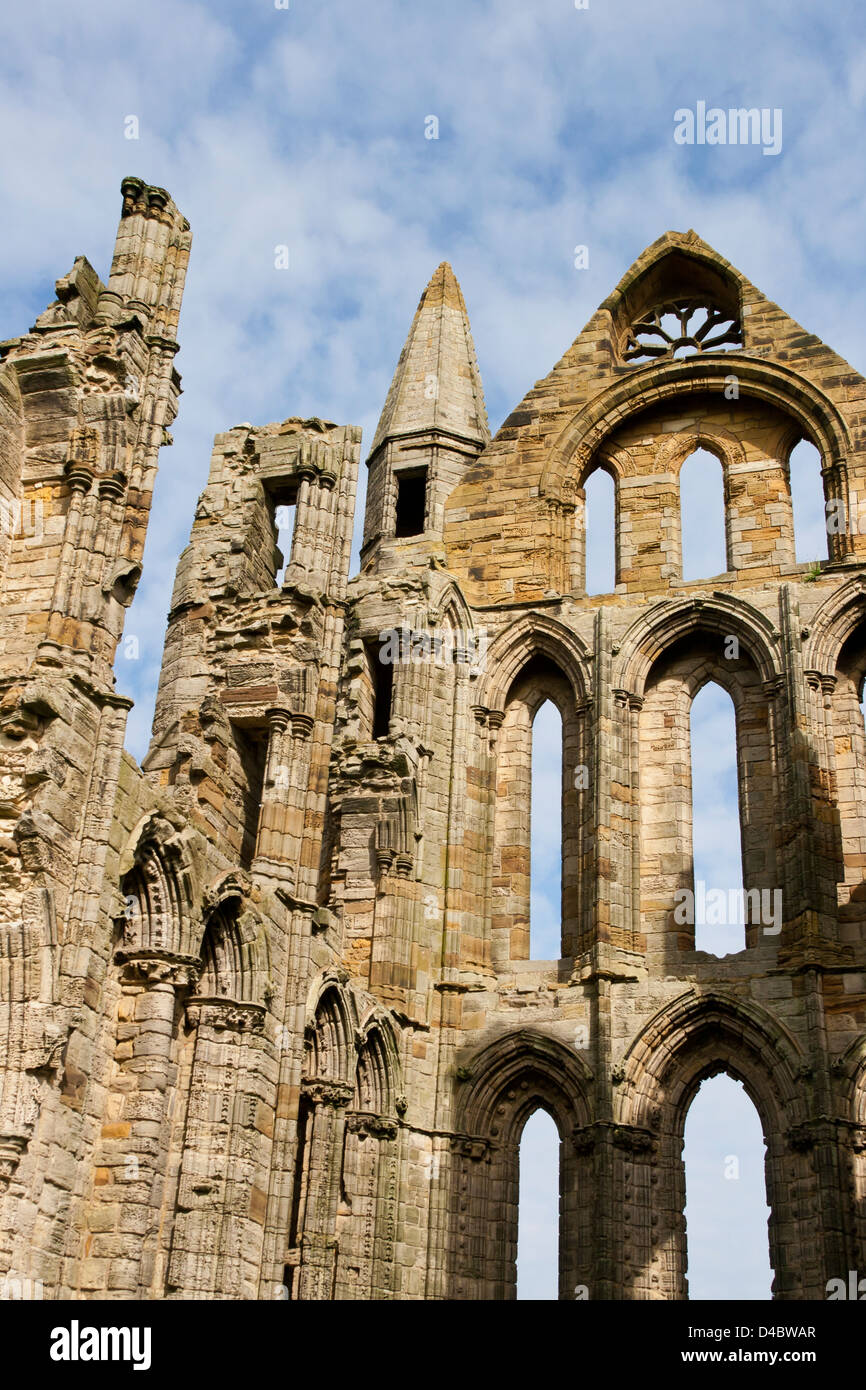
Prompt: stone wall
<box><xmin>0</xmin><ymin>199</ymin><xmax>863</xmax><ymax>1300</ymax></box>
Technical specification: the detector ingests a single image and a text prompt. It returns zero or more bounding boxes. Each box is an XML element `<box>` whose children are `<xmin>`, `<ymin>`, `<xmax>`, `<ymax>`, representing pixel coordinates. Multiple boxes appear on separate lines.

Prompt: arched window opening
<box><xmin>680</xmin><ymin>448</ymin><xmax>727</xmax><ymax>581</ymax></box>
<box><xmin>530</xmin><ymin>699</ymin><xmax>563</xmax><ymax>960</ymax></box>
<box><xmin>235</xmin><ymin>726</ymin><xmax>267</xmax><ymax>870</ymax></box>
<box><xmin>683</xmin><ymin>1074</ymin><xmax>772</xmax><ymax>1299</ymax></box>
<box><xmin>584</xmin><ymin>467</ymin><xmax>615</xmax><ymax>595</ymax></box>
<box><xmin>690</xmin><ymin>682</ymin><xmax>744</xmax><ymax>955</ymax></box>
<box><xmin>788</xmin><ymin>439</ymin><xmax>827</xmax><ymax>564</ymax></box>
<box><xmin>362</xmin><ymin>639</ymin><xmax>393</xmax><ymax>739</ymax></box>
<box><xmin>516</xmin><ymin>1108</ymin><xmax>559</xmax><ymax>1301</ymax></box>
<box><xmin>198</xmin><ymin>899</ymin><xmax>243</xmax><ymax>999</ymax></box>
<box><xmin>274</xmin><ymin>499</ymin><xmax>297</xmax><ymax>586</ymax></box>
<box><xmin>832</xmin><ymin>629</ymin><xmax>866</xmax><ymax>926</ymax></box>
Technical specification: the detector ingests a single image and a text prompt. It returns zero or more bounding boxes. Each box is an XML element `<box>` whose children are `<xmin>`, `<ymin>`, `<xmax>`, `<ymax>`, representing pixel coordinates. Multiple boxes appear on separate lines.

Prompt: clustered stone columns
<box><xmin>254</xmin><ymin>706</ymin><xmax>316</xmax><ymax>884</ymax></box>
<box><xmin>288</xmin><ymin>460</ymin><xmax>339</xmax><ymax>579</ymax></box>
<box><xmin>166</xmin><ymin>996</ymin><xmax>267</xmax><ymax>1298</ymax></box>
<box><xmin>290</xmin><ymin>1078</ymin><xmax>354</xmax><ymax>1299</ymax></box>
<box><xmin>333</xmin><ymin>1112</ymin><xmax>399</xmax><ymax>1299</ymax></box>
<box><xmin>84</xmin><ymin>949</ymin><xmax>198</xmax><ymax>1297</ymax></box>
<box><xmin>370</xmin><ymin>830</ymin><xmax>414</xmax><ymax>1001</ymax></box>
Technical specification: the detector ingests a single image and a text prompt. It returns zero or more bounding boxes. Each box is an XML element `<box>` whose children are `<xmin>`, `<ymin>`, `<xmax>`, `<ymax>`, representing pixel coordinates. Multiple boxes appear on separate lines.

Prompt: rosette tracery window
<box><xmin>621</xmin><ymin>299</ymin><xmax>742</xmax><ymax>364</ymax></box>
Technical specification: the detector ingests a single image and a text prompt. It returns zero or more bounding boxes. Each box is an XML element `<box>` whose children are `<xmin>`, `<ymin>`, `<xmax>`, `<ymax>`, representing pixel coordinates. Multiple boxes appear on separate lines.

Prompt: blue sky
<box><xmin>3</xmin><ymin>0</ymin><xmax>864</xmax><ymax>1300</ymax></box>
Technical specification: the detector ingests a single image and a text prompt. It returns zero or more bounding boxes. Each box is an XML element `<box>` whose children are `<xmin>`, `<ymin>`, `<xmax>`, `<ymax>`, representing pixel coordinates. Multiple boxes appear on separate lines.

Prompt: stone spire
<box><xmin>362</xmin><ymin>263</ymin><xmax>490</xmax><ymax>557</ymax></box>
<box><xmin>369</xmin><ymin>262</ymin><xmax>489</xmax><ymax>459</ymax></box>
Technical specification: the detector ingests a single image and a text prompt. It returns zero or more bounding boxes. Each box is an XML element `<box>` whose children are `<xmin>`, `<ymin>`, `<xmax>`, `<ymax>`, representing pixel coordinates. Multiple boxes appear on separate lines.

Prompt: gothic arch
<box><xmin>426</xmin><ymin>578</ymin><xmax>475</xmax><ymax>635</ymax></box>
<box><xmin>355</xmin><ymin>1009</ymin><xmax>402</xmax><ymax>1117</ymax></box>
<box><xmin>304</xmin><ymin>972</ymin><xmax>357</xmax><ymax>1084</ymax></box>
<box><xmin>477</xmin><ymin>613</ymin><xmax>592</xmax><ymax>714</ymax></box>
<box><xmin>615</xmin><ymin>990</ymin><xmax>810</xmax><ymax>1299</ymax></box>
<box><xmin>617</xmin><ymin>990</ymin><xmax>804</xmax><ymax>1133</ymax></box>
<box><xmin>487</xmin><ymin>630</ymin><xmax>590</xmax><ymax>962</ymax></box>
<box><xmin>601</xmin><ymin>236</ymin><xmax>743</xmax><ymax>338</ymax></box>
<box><xmin>193</xmin><ymin>874</ymin><xmax>269</xmax><ymax>1007</ymax></box>
<box><xmin>834</xmin><ymin>1035</ymin><xmax>866</xmax><ymax>1127</ymax></box>
<box><xmin>116</xmin><ymin>812</ymin><xmax>200</xmax><ymax>958</ymax></box>
<box><xmin>456</xmin><ymin>1028</ymin><xmax>593</xmax><ymax>1142</ymax></box>
<box><xmin>448</xmin><ymin>1029</ymin><xmax>593</xmax><ymax>1300</ymax></box>
<box><xmin>654</xmin><ymin>422</ymin><xmax>747</xmax><ymax>476</ymax></box>
<box><xmin>576</xmin><ymin>446</ymin><xmax>624</xmax><ymax>488</ymax></box>
<box><xmin>613</xmin><ymin>594</ymin><xmax>782</xmax><ymax>697</ymax></box>
<box><xmin>539</xmin><ymin>356</ymin><xmax>852</xmax><ymax>505</ymax></box>
<box><xmin>805</xmin><ymin>575</ymin><xmax>866</xmax><ymax>676</ymax></box>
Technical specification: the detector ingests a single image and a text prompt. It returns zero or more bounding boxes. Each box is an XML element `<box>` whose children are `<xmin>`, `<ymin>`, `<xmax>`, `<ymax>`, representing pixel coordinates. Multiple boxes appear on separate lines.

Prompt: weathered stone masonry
<box><xmin>0</xmin><ymin>180</ymin><xmax>865</xmax><ymax>1299</ymax></box>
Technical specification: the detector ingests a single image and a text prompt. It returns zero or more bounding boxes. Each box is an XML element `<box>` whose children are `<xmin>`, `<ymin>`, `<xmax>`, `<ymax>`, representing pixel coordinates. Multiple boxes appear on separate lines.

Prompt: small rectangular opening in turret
<box><xmin>267</xmin><ymin>485</ymin><xmax>298</xmax><ymax>586</ymax></box>
<box><xmin>394</xmin><ymin>468</ymin><xmax>427</xmax><ymax>537</ymax></box>
<box><xmin>364</xmin><ymin>639</ymin><xmax>394</xmax><ymax>739</ymax></box>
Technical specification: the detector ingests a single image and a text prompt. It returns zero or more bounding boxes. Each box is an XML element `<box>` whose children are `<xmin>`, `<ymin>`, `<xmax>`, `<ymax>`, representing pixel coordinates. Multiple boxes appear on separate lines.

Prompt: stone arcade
<box><xmin>0</xmin><ymin>178</ymin><xmax>865</xmax><ymax>1299</ymax></box>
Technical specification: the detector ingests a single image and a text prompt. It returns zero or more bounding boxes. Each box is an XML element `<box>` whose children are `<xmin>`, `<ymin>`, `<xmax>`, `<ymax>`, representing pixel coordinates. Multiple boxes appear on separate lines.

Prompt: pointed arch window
<box><xmin>493</xmin><ymin>654</ymin><xmax>585</xmax><ymax>964</ymax></box>
<box><xmin>640</xmin><ymin>633</ymin><xmax>778</xmax><ymax>961</ymax></box>
<box><xmin>690</xmin><ymin>681</ymin><xmax>744</xmax><ymax>955</ymax></box>
<box><xmin>788</xmin><ymin>438</ymin><xmax>827</xmax><ymax>565</ymax></box>
<box><xmin>583</xmin><ymin>467</ymin><xmax>616</xmax><ymax>595</ymax></box>
<box><xmin>683</xmin><ymin>1074</ymin><xmax>772</xmax><ymax>1298</ymax></box>
<box><xmin>679</xmin><ymin>448</ymin><xmax>728</xmax><ymax>582</ymax></box>
<box><xmin>516</xmin><ymin>1108</ymin><xmax>560</xmax><ymax>1300</ymax></box>
<box><xmin>198</xmin><ymin>898</ymin><xmax>245</xmax><ymax>999</ymax></box>
<box><xmin>530</xmin><ymin>699</ymin><xmax>563</xmax><ymax>960</ymax></box>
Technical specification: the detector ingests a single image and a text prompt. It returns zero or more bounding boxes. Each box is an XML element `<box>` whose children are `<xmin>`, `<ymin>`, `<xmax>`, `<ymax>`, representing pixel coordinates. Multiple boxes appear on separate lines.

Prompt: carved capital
<box><xmin>265</xmin><ymin>706</ymin><xmax>292</xmax><ymax>734</ymax></box>
<box><xmin>116</xmin><ymin>948</ymin><xmax>200</xmax><ymax>991</ymax></box>
<box><xmin>300</xmin><ymin>1078</ymin><xmax>354</xmax><ymax>1108</ymax></box>
<box><xmin>612</xmin><ymin>1124</ymin><xmax>656</xmax><ymax>1154</ymax></box>
<box><xmin>786</xmin><ymin>1122</ymin><xmax>816</xmax><ymax>1153</ymax></box>
<box><xmin>346</xmin><ymin>1111</ymin><xmax>399</xmax><ymax>1140</ymax></box>
<box><xmin>449</xmin><ymin>1135</ymin><xmax>489</xmax><ymax>1161</ymax></box>
<box><xmin>0</xmin><ymin>1132</ymin><xmax>29</xmax><ymax>1188</ymax></box>
<box><xmin>185</xmin><ymin>997</ymin><xmax>266</xmax><ymax>1033</ymax></box>
<box><xmin>376</xmin><ymin>846</ymin><xmax>396</xmax><ymax>878</ymax></box>
<box><xmin>64</xmin><ymin>460</ymin><xmax>95</xmax><ymax>493</ymax></box>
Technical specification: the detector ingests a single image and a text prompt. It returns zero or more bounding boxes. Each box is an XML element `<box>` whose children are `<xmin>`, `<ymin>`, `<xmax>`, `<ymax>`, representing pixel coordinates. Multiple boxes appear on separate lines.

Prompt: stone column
<box><xmin>39</xmin><ymin>458</ymin><xmax>94</xmax><ymax>662</ymax></box>
<box><xmin>333</xmin><ymin>1113</ymin><xmax>399</xmax><ymax>1300</ymax></box>
<box><xmin>291</xmin><ymin>465</ymin><xmax>317</xmax><ymax>572</ymax></box>
<box><xmin>294</xmin><ymin>1078</ymin><xmax>353</xmax><ymax>1300</ymax></box>
<box><xmin>84</xmin><ymin>949</ymin><xmax>198</xmax><ymax>1298</ymax></box>
<box><xmin>166</xmin><ymin>998</ymin><xmax>267</xmax><ymax>1299</ymax></box>
<box><xmin>254</xmin><ymin>706</ymin><xmax>315</xmax><ymax>885</ymax></box>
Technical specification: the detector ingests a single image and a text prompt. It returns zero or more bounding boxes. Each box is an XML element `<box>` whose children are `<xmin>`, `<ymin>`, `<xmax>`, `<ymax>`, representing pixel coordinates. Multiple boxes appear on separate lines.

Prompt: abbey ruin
<box><xmin>0</xmin><ymin>178</ymin><xmax>864</xmax><ymax>1299</ymax></box>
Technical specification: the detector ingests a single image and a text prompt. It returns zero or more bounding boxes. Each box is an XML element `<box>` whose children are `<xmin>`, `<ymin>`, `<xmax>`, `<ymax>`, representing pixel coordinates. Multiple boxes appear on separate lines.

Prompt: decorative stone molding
<box><xmin>449</xmin><ymin>1135</ymin><xmax>489</xmax><ymax>1161</ymax></box>
<box><xmin>115</xmin><ymin>948</ymin><xmax>200</xmax><ymax>990</ymax></box>
<box><xmin>0</xmin><ymin>1132</ymin><xmax>29</xmax><ymax>1189</ymax></box>
<box><xmin>300</xmin><ymin>1078</ymin><xmax>354</xmax><ymax>1108</ymax></box>
<box><xmin>185</xmin><ymin>997</ymin><xmax>266</xmax><ymax>1033</ymax></box>
<box><xmin>346</xmin><ymin>1112</ymin><xmax>398</xmax><ymax>1141</ymax></box>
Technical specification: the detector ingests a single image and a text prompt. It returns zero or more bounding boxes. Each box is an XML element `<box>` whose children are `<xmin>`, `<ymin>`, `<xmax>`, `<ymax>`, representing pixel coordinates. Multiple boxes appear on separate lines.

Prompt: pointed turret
<box><xmin>362</xmin><ymin>263</ymin><xmax>489</xmax><ymax>562</ymax></box>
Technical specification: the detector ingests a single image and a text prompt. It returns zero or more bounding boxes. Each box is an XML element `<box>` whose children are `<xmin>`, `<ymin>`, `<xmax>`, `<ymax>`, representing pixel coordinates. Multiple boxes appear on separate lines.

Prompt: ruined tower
<box><xmin>1</xmin><ymin>186</ymin><xmax>865</xmax><ymax>1300</ymax></box>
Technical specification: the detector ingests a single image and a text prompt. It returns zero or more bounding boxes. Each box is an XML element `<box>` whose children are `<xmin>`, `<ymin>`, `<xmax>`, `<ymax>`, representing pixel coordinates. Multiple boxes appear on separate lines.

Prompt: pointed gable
<box><xmin>443</xmin><ymin>230</ymin><xmax>866</xmax><ymax>606</ymax></box>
